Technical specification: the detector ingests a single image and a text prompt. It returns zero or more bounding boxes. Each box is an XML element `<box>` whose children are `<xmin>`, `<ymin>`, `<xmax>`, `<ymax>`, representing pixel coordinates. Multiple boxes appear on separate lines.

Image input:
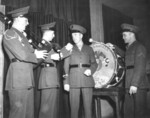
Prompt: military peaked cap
<box><xmin>40</xmin><ymin>22</ymin><xmax>56</xmax><ymax>31</ymax></box>
<box><xmin>121</xmin><ymin>23</ymin><xmax>140</xmax><ymax>33</ymax></box>
<box><xmin>70</xmin><ymin>24</ymin><xmax>86</xmax><ymax>34</ymax></box>
<box><xmin>8</xmin><ymin>6</ymin><xmax>30</xmax><ymax>18</ymax></box>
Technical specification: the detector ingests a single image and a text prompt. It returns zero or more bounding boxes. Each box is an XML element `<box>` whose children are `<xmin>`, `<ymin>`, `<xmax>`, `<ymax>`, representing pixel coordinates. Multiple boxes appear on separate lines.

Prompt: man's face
<box><xmin>72</xmin><ymin>32</ymin><xmax>83</xmax><ymax>44</ymax></box>
<box><xmin>19</xmin><ymin>17</ymin><xmax>29</xmax><ymax>31</ymax></box>
<box><xmin>122</xmin><ymin>32</ymin><xmax>133</xmax><ymax>44</ymax></box>
<box><xmin>44</xmin><ymin>30</ymin><xmax>55</xmax><ymax>42</ymax></box>
<box><xmin>17</xmin><ymin>16</ymin><xmax>29</xmax><ymax>31</ymax></box>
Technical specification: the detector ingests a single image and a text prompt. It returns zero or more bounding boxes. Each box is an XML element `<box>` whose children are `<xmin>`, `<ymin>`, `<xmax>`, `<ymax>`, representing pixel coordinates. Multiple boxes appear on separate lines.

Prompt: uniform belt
<box><xmin>11</xmin><ymin>58</ymin><xmax>20</xmax><ymax>63</ymax></box>
<box><xmin>126</xmin><ymin>65</ymin><xmax>134</xmax><ymax>69</ymax></box>
<box><xmin>41</xmin><ymin>63</ymin><xmax>55</xmax><ymax>68</ymax></box>
<box><xmin>70</xmin><ymin>64</ymin><xmax>90</xmax><ymax>68</ymax></box>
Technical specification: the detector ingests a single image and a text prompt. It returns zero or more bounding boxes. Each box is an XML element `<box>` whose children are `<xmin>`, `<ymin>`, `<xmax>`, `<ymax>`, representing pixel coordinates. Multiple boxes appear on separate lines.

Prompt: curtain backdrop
<box><xmin>102</xmin><ymin>4</ymin><xmax>133</xmax><ymax>51</ymax></box>
<box><xmin>2</xmin><ymin>0</ymin><xmax>91</xmax><ymax>118</ymax></box>
<box><xmin>2</xmin><ymin>0</ymin><xmax>91</xmax><ymax>44</ymax></box>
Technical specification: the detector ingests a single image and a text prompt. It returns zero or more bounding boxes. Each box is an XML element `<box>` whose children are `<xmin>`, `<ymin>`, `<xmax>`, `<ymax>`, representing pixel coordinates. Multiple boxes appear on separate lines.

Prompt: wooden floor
<box><xmin>3</xmin><ymin>91</ymin><xmax>150</xmax><ymax>118</ymax></box>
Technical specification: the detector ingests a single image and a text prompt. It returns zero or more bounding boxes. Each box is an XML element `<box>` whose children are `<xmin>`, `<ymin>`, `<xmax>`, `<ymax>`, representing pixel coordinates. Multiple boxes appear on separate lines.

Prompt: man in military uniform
<box><xmin>2</xmin><ymin>6</ymin><xmax>48</xmax><ymax>118</ymax></box>
<box><xmin>120</xmin><ymin>23</ymin><xmax>149</xmax><ymax>118</ymax></box>
<box><xmin>38</xmin><ymin>22</ymin><xmax>73</xmax><ymax>118</ymax></box>
<box><xmin>63</xmin><ymin>24</ymin><xmax>97</xmax><ymax>118</ymax></box>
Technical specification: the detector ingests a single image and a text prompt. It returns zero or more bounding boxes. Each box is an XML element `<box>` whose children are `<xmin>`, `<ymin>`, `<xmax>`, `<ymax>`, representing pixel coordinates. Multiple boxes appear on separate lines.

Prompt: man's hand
<box><xmin>84</xmin><ymin>69</ymin><xmax>91</xmax><ymax>76</ymax></box>
<box><xmin>65</xmin><ymin>43</ymin><xmax>73</xmax><ymax>51</ymax></box>
<box><xmin>51</xmin><ymin>53</ymin><xmax>60</xmax><ymax>60</ymax></box>
<box><xmin>106</xmin><ymin>43</ymin><xmax>115</xmax><ymax>50</ymax></box>
<box><xmin>34</xmin><ymin>50</ymin><xmax>48</xmax><ymax>59</ymax></box>
<box><xmin>64</xmin><ymin>84</ymin><xmax>70</xmax><ymax>91</ymax></box>
<box><xmin>129</xmin><ymin>86</ymin><xmax>138</xmax><ymax>95</ymax></box>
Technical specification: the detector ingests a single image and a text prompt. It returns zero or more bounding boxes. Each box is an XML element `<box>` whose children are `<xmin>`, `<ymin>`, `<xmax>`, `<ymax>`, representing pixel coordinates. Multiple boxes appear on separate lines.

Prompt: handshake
<box><xmin>65</xmin><ymin>43</ymin><xmax>73</xmax><ymax>51</ymax></box>
<box><xmin>34</xmin><ymin>43</ymin><xmax>73</xmax><ymax>60</ymax></box>
<box><xmin>50</xmin><ymin>43</ymin><xmax>73</xmax><ymax>60</ymax></box>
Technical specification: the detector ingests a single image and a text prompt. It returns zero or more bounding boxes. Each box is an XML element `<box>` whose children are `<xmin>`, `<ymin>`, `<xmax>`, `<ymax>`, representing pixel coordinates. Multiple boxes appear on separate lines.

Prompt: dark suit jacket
<box><xmin>38</xmin><ymin>43</ymin><xmax>71</xmax><ymax>89</ymax></box>
<box><xmin>125</xmin><ymin>41</ymin><xmax>149</xmax><ymax>89</ymax></box>
<box><xmin>3</xmin><ymin>27</ymin><xmax>38</xmax><ymax>90</ymax></box>
<box><xmin>63</xmin><ymin>44</ymin><xmax>98</xmax><ymax>88</ymax></box>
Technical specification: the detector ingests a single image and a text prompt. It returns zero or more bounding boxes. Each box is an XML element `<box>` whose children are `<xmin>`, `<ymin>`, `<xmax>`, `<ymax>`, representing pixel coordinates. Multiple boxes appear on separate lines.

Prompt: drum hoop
<box><xmin>91</xmin><ymin>42</ymin><xmax>124</xmax><ymax>88</ymax></box>
<box><xmin>108</xmin><ymin>47</ymin><xmax>118</xmax><ymax>81</ymax></box>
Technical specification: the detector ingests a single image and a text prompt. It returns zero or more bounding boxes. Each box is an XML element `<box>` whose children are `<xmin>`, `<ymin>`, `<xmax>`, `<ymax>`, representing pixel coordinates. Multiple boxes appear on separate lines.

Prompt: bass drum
<box><xmin>91</xmin><ymin>42</ymin><xmax>125</xmax><ymax>88</ymax></box>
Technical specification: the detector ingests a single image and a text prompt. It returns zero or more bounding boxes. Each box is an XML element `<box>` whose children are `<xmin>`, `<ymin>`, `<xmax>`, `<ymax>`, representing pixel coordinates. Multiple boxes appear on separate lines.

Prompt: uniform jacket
<box><xmin>63</xmin><ymin>44</ymin><xmax>98</xmax><ymax>88</ymax></box>
<box><xmin>3</xmin><ymin>27</ymin><xmax>38</xmax><ymax>90</ymax></box>
<box><xmin>125</xmin><ymin>41</ymin><xmax>149</xmax><ymax>89</ymax></box>
<box><xmin>38</xmin><ymin>41</ymin><xmax>71</xmax><ymax>89</ymax></box>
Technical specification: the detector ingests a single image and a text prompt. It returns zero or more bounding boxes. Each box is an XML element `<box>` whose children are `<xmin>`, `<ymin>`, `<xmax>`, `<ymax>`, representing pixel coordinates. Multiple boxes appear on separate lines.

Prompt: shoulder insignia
<box><xmin>4</xmin><ymin>30</ymin><xmax>18</xmax><ymax>40</ymax></box>
<box><xmin>137</xmin><ymin>53</ymin><xmax>145</xmax><ymax>58</ymax></box>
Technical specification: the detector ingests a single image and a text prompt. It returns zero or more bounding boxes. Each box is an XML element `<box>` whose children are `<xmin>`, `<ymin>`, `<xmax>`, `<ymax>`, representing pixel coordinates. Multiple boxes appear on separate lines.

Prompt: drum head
<box><xmin>91</xmin><ymin>42</ymin><xmax>118</xmax><ymax>88</ymax></box>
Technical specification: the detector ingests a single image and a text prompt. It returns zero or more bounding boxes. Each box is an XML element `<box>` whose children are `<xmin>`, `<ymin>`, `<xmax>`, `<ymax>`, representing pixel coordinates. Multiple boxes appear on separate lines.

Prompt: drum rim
<box><xmin>91</xmin><ymin>42</ymin><xmax>125</xmax><ymax>88</ymax></box>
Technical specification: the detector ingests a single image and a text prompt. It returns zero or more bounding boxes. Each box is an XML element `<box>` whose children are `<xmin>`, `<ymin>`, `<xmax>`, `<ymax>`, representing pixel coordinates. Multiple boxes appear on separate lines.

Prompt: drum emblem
<box><xmin>91</xmin><ymin>42</ymin><xmax>125</xmax><ymax>88</ymax></box>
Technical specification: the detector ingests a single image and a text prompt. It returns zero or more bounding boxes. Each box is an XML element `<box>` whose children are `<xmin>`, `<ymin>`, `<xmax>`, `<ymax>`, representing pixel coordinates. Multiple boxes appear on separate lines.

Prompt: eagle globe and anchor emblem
<box><xmin>90</xmin><ymin>38</ymin><xmax>125</xmax><ymax>88</ymax></box>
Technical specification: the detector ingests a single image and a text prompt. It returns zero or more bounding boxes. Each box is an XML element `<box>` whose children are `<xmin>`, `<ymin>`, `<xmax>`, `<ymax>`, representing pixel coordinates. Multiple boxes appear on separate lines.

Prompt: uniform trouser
<box><xmin>124</xmin><ymin>89</ymin><xmax>147</xmax><ymax>118</ymax></box>
<box><xmin>8</xmin><ymin>88</ymin><xmax>34</xmax><ymax>118</ymax></box>
<box><xmin>70</xmin><ymin>88</ymin><xmax>93</xmax><ymax>118</ymax></box>
<box><xmin>39</xmin><ymin>88</ymin><xmax>58</xmax><ymax>118</ymax></box>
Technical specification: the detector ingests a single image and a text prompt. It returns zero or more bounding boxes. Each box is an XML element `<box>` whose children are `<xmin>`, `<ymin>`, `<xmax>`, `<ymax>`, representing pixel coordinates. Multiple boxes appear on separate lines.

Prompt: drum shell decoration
<box><xmin>91</xmin><ymin>42</ymin><xmax>125</xmax><ymax>88</ymax></box>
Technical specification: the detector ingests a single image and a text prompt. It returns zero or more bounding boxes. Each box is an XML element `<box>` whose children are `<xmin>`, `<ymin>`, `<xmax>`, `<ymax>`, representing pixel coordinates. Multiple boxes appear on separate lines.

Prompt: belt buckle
<box><xmin>79</xmin><ymin>63</ymin><xmax>82</xmax><ymax>68</ymax></box>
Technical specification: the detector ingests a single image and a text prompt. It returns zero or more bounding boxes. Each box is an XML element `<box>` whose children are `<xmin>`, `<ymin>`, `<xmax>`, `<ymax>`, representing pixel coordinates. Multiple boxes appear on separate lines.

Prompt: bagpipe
<box><xmin>27</xmin><ymin>32</ymin><xmax>62</xmax><ymax>69</ymax></box>
<box><xmin>27</xmin><ymin>29</ymin><xmax>61</xmax><ymax>52</ymax></box>
<box><xmin>24</xmin><ymin>23</ymin><xmax>63</xmax><ymax>69</ymax></box>
<box><xmin>0</xmin><ymin>12</ymin><xmax>12</xmax><ymax>25</ymax></box>
<box><xmin>0</xmin><ymin>11</ymin><xmax>61</xmax><ymax>69</ymax></box>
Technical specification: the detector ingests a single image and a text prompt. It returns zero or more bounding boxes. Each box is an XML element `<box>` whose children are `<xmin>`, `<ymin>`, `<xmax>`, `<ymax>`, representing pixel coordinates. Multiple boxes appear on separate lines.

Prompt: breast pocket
<box><xmin>125</xmin><ymin>53</ymin><xmax>135</xmax><ymax>66</ymax></box>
